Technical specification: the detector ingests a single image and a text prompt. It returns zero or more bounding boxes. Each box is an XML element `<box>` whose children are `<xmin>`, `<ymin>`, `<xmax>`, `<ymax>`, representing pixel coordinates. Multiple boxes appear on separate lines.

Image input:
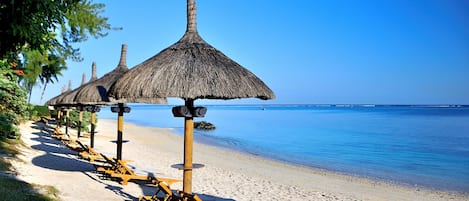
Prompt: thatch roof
<box><xmin>108</xmin><ymin>0</ymin><xmax>274</xmax><ymax>102</ymax></box>
<box><xmin>45</xmin><ymin>81</ymin><xmax>74</xmax><ymax>106</ymax></box>
<box><xmin>49</xmin><ymin>61</ymin><xmax>99</xmax><ymax>106</ymax></box>
<box><xmin>45</xmin><ymin>61</ymin><xmax>100</xmax><ymax>107</ymax></box>
<box><xmin>61</xmin><ymin>44</ymin><xmax>165</xmax><ymax>105</ymax></box>
<box><xmin>45</xmin><ymin>93</ymin><xmax>64</xmax><ymax>106</ymax></box>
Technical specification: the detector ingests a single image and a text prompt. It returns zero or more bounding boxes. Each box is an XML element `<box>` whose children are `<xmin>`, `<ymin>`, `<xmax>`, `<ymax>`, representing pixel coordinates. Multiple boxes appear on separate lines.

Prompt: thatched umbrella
<box><xmin>45</xmin><ymin>86</ymin><xmax>70</xmax><ymax>127</ymax></box>
<box><xmin>73</xmin><ymin>44</ymin><xmax>129</xmax><ymax>159</ymax></box>
<box><xmin>109</xmin><ymin>0</ymin><xmax>274</xmax><ymax>194</ymax></box>
<box><xmin>46</xmin><ymin>80</ymin><xmax>75</xmax><ymax>135</ymax></box>
<box><xmin>63</xmin><ymin>44</ymin><xmax>165</xmax><ymax>159</ymax></box>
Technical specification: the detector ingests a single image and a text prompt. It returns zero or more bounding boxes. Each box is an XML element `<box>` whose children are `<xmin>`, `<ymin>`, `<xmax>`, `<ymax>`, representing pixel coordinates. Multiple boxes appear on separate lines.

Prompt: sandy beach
<box><xmin>10</xmin><ymin>119</ymin><xmax>469</xmax><ymax>201</ymax></box>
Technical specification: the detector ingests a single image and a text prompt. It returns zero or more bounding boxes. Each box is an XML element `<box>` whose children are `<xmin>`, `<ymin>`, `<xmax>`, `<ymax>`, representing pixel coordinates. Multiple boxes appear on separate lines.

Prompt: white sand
<box><xmin>10</xmin><ymin>120</ymin><xmax>469</xmax><ymax>201</ymax></box>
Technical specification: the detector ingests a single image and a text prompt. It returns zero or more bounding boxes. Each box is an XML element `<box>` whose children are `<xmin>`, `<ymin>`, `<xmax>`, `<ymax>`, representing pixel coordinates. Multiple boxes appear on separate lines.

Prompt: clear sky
<box><xmin>32</xmin><ymin>0</ymin><xmax>469</xmax><ymax>105</ymax></box>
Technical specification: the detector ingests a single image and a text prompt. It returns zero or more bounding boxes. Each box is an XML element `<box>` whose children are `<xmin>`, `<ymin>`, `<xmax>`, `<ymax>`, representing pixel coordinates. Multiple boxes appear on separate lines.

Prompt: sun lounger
<box><xmin>77</xmin><ymin>142</ymin><xmax>105</xmax><ymax>162</ymax></box>
<box><xmin>65</xmin><ymin>140</ymin><xmax>85</xmax><ymax>152</ymax></box>
<box><xmin>94</xmin><ymin>153</ymin><xmax>182</xmax><ymax>186</ymax></box>
<box><xmin>139</xmin><ymin>179</ymin><xmax>180</xmax><ymax>201</ymax></box>
<box><xmin>94</xmin><ymin>154</ymin><xmax>150</xmax><ymax>185</ymax></box>
<box><xmin>178</xmin><ymin>191</ymin><xmax>202</xmax><ymax>201</ymax></box>
<box><xmin>139</xmin><ymin>180</ymin><xmax>201</xmax><ymax>201</ymax></box>
<box><xmin>53</xmin><ymin>127</ymin><xmax>65</xmax><ymax>135</ymax></box>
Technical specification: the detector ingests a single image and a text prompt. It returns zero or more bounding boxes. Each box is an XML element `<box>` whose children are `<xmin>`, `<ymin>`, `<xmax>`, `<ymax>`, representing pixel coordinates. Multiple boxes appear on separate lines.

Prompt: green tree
<box><xmin>39</xmin><ymin>54</ymin><xmax>67</xmax><ymax>104</ymax></box>
<box><xmin>0</xmin><ymin>60</ymin><xmax>28</xmax><ymax>139</ymax></box>
<box><xmin>21</xmin><ymin>50</ymin><xmax>46</xmax><ymax>103</ymax></box>
<box><xmin>0</xmin><ymin>0</ymin><xmax>112</xmax><ymax>61</ymax></box>
<box><xmin>1</xmin><ymin>0</ymin><xmax>115</xmax><ymax>103</ymax></box>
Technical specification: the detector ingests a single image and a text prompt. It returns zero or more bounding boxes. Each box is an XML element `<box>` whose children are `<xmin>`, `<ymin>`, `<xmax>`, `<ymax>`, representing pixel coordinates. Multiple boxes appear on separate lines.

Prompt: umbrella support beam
<box><xmin>57</xmin><ymin>110</ymin><xmax>62</xmax><ymax>128</ymax></box>
<box><xmin>78</xmin><ymin>109</ymin><xmax>83</xmax><ymax>139</ymax></box>
<box><xmin>111</xmin><ymin>103</ymin><xmax>130</xmax><ymax>161</ymax></box>
<box><xmin>183</xmin><ymin>99</ymin><xmax>194</xmax><ymax>194</ymax></box>
<box><xmin>117</xmin><ymin>103</ymin><xmax>124</xmax><ymax>160</ymax></box>
<box><xmin>172</xmin><ymin>99</ymin><xmax>207</xmax><ymax>194</ymax></box>
<box><xmin>90</xmin><ymin>111</ymin><xmax>96</xmax><ymax>148</ymax></box>
<box><xmin>65</xmin><ymin>109</ymin><xmax>70</xmax><ymax>136</ymax></box>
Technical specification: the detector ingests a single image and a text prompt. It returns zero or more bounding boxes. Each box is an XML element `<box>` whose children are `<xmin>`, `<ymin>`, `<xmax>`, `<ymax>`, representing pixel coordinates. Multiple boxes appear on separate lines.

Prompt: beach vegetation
<box><xmin>0</xmin><ymin>138</ymin><xmax>24</xmax><ymax>171</ymax></box>
<box><xmin>56</xmin><ymin>109</ymin><xmax>96</xmax><ymax>132</ymax></box>
<box><xmin>0</xmin><ymin>0</ymin><xmax>115</xmax><ymax>104</ymax></box>
<box><xmin>69</xmin><ymin>109</ymin><xmax>94</xmax><ymax>132</ymax></box>
<box><xmin>0</xmin><ymin>177</ymin><xmax>58</xmax><ymax>201</ymax></box>
<box><xmin>29</xmin><ymin>105</ymin><xmax>52</xmax><ymax>121</ymax></box>
<box><xmin>0</xmin><ymin>128</ymin><xmax>59</xmax><ymax>201</ymax></box>
<box><xmin>0</xmin><ymin>60</ymin><xmax>29</xmax><ymax>140</ymax></box>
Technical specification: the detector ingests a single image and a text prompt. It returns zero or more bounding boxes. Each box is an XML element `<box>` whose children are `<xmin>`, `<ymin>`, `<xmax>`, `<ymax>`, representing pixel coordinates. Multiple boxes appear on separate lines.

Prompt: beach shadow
<box><xmin>139</xmin><ymin>184</ymin><xmax>236</xmax><ymax>201</ymax></box>
<box><xmin>28</xmin><ymin>130</ymin><xmax>94</xmax><ymax>172</ymax></box>
<box><xmin>27</xmin><ymin>122</ymin><xmax>144</xmax><ymax>200</ymax></box>
<box><xmin>32</xmin><ymin>153</ymin><xmax>95</xmax><ymax>172</ymax></box>
<box><xmin>29</xmin><ymin>131</ymin><xmax>76</xmax><ymax>155</ymax></box>
<box><xmin>31</xmin><ymin>121</ymin><xmax>55</xmax><ymax>133</ymax></box>
<box><xmin>197</xmin><ymin>194</ymin><xmax>236</xmax><ymax>201</ymax></box>
<box><xmin>27</xmin><ymin>122</ymin><xmax>236</xmax><ymax>201</ymax></box>
<box><xmin>81</xmin><ymin>171</ymin><xmax>138</xmax><ymax>201</ymax></box>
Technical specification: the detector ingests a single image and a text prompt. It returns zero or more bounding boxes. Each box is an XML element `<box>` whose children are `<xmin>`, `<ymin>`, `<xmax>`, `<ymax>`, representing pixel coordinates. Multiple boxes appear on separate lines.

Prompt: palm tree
<box><xmin>22</xmin><ymin>50</ymin><xmax>45</xmax><ymax>103</ymax></box>
<box><xmin>39</xmin><ymin>54</ymin><xmax>66</xmax><ymax>104</ymax></box>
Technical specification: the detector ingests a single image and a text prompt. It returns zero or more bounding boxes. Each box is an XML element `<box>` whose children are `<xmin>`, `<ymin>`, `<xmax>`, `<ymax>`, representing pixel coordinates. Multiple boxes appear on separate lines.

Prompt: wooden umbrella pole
<box><xmin>90</xmin><ymin>111</ymin><xmax>96</xmax><ymax>148</ymax></box>
<box><xmin>117</xmin><ymin>103</ymin><xmax>124</xmax><ymax>160</ymax></box>
<box><xmin>183</xmin><ymin>99</ymin><xmax>194</xmax><ymax>194</ymax></box>
<box><xmin>57</xmin><ymin>110</ymin><xmax>62</xmax><ymax>128</ymax></box>
<box><xmin>65</xmin><ymin>109</ymin><xmax>70</xmax><ymax>135</ymax></box>
<box><xmin>78</xmin><ymin>109</ymin><xmax>83</xmax><ymax>138</ymax></box>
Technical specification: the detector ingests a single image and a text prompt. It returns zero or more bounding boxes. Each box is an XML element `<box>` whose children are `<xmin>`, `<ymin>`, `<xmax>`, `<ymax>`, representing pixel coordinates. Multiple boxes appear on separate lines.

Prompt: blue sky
<box><xmin>32</xmin><ymin>0</ymin><xmax>469</xmax><ymax>105</ymax></box>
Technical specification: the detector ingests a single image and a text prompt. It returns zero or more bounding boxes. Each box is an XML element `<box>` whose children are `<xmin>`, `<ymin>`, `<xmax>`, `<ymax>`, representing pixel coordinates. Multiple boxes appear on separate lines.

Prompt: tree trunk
<box><xmin>40</xmin><ymin>82</ymin><xmax>48</xmax><ymax>104</ymax></box>
<box><xmin>27</xmin><ymin>86</ymin><xmax>32</xmax><ymax>104</ymax></box>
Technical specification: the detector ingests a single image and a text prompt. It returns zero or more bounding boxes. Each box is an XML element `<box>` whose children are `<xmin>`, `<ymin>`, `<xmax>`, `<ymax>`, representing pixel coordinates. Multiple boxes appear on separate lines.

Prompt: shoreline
<box><xmin>117</xmin><ymin>118</ymin><xmax>468</xmax><ymax>194</ymax></box>
<box><xmin>12</xmin><ymin>119</ymin><xmax>469</xmax><ymax>201</ymax></box>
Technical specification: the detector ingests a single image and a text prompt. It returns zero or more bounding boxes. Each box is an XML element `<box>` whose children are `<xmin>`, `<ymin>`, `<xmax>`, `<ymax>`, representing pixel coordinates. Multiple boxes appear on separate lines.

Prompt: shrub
<box><xmin>0</xmin><ymin>59</ymin><xmax>28</xmax><ymax>140</ymax></box>
<box><xmin>28</xmin><ymin>105</ymin><xmax>51</xmax><ymax>121</ymax></box>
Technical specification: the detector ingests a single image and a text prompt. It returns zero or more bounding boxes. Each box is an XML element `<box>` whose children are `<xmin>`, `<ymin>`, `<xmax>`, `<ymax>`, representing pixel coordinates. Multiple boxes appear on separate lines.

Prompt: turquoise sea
<box><xmin>98</xmin><ymin>104</ymin><xmax>469</xmax><ymax>192</ymax></box>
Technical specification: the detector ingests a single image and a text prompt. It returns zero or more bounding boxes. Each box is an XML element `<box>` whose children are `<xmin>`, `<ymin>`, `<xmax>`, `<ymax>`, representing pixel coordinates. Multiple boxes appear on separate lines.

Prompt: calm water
<box><xmin>98</xmin><ymin>104</ymin><xmax>469</xmax><ymax>192</ymax></box>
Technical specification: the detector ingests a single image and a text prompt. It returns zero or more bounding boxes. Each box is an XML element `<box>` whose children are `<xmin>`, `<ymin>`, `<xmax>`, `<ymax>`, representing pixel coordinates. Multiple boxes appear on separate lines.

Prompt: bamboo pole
<box><xmin>78</xmin><ymin>109</ymin><xmax>83</xmax><ymax>138</ymax></box>
<box><xmin>65</xmin><ymin>109</ymin><xmax>70</xmax><ymax>135</ymax></box>
<box><xmin>57</xmin><ymin>110</ymin><xmax>62</xmax><ymax>128</ymax></box>
<box><xmin>183</xmin><ymin>99</ymin><xmax>194</xmax><ymax>194</ymax></box>
<box><xmin>90</xmin><ymin>111</ymin><xmax>96</xmax><ymax>148</ymax></box>
<box><xmin>117</xmin><ymin>103</ymin><xmax>124</xmax><ymax>160</ymax></box>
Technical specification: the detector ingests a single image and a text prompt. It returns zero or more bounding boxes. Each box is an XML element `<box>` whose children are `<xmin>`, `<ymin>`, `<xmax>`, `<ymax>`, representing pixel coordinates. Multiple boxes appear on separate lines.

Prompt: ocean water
<box><xmin>98</xmin><ymin>104</ymin><xmax>469</xmax><ymax>192</ymax></box>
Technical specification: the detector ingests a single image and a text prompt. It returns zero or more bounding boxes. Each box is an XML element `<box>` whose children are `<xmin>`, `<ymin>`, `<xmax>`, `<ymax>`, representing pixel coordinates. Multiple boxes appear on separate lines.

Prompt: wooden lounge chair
<box><xmin>139</xmin><ymin>180</ymin><xmax>180</xmax><ymax>201</ymax></box>
<box><xmin>94</xmin><ymin>153</ymin><xmax>118</xmax><ymax>172</ymax></box>
<box><xmin>94</xmin><ymin>154</ymin><xmax>151</xmax><ymax>185</ymax></box>
<box><xmin>94</xmin><ymin>154</ymin><xmax>182</xmax><ymax>186</ymax></box>
<box><xmin>139</xmin><ymin>186</ymin><xmax>202</xmax><ymax>201</ymax></box>
<box><xmin>65</xmin><ymin>140</ymin><xmax>85</xmax><ymax>152</ymax></box>
<box><xmin>53</xmin><ymin>127</ymin><xmax>65</xmax><ymax>136</ymax></box>
<box><xmin>178</xmin><ymin>191</ymin><xmax>202</xmax><ymax>201</ymax></box>
<box><xmin>77</xmin><ymin>142</ymin><xmax>105</xmax><ymax>162</ymax></box>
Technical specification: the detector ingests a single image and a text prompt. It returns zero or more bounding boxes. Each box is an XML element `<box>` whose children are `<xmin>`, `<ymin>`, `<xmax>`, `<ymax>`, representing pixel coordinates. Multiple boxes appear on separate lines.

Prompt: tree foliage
<box><xmin>0</xmin><ymin>0</ymin><xmax>111</xmax><ymax>61</ymax></box>
<box><xmin>0</xmin><ymin>60</ymin><xmax>28</xmax><ymax>139</ymax></box>
<box><xmin>1</xmin><ymin>0</ymin><xmax>114</xmax><ymax>104</ymax></box>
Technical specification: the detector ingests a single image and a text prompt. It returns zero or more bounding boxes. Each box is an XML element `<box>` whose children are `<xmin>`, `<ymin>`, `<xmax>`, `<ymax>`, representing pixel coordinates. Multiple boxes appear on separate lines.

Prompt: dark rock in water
<box><xmin>194</xmin><ymin>121</ymin><xmax>216</xmax><ymax>130</ymax></box>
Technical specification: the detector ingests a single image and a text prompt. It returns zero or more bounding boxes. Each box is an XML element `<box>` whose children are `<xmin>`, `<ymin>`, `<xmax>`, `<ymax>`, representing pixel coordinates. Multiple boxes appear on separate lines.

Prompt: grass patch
<box><xmin>0</xmin><ymin>139</ymin><xmax>21</xmax><ymax>155</ymax></box>
<box><xmin>0</xmin><ymin>157</ymin><xmax>11</xmax><ymax>172</ymax></box>
<box><xmin>0</xmin><ymin>177</ymin><xmax>58</xmax><ymax>201</ymax></box>
<box><xmin>0</xmin><ymin>139</ymin><xmax>21</xmax><ymax>172</ymax></box>
<box><xmin>0</xmin><ymin>133</ymin><xmax>59</xmax><ymax>201</ymax></box>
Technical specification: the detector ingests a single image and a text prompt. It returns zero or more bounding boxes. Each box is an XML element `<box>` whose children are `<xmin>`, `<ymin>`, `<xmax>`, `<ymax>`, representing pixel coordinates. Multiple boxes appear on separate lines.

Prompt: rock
<box><xmin>194</xmin><ymin>121</ymin><xmax>216</xmax><ymax>130</ymax></box>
